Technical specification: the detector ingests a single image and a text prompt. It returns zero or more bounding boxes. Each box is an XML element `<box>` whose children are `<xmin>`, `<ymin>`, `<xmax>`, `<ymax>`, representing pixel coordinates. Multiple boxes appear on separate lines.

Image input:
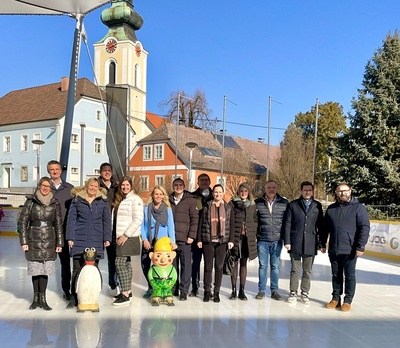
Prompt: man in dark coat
<box><xmin>47</xmin><ymin>160</ymin><xmax>74</xmax><ymax>301</ymax></box>
<box><xmin>283</xmin><ymin>181</ymin><xmax>323</xmax><ymax>304</ymax></box>
<box><xmin>189</xmin><ymin>173</ymin><xmax>213</xmax><ymax>297</ymax></box>
<box><xmin>169</xmin><ymin>178</ymin><xmax>199</xmax><ymax>301</ymax></box>
<box><xmin>320</xmin><ymin>183</ymin><xmax>370</xmax><ymax>312</ymax></box>
<box><xmin>98</xmin><ymin>162</ymin><xmax>118</xmax><ymax>291</ymax></box>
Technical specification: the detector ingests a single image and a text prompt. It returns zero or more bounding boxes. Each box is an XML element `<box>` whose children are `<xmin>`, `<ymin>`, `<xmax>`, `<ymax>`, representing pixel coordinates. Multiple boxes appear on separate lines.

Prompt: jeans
<box><xmin>257</xmin><ymin>240</ymin><xmax>282</xmax><ymax>292</ymax></box>
<box><xmin>329</xmin><ymin>253</ymin><xmax>358</xmax><ymax>304</ymax></box>
<box><xmin>289</xmin><ymin>254</ymin><xmax>315</xmax><ymax>294</ymax></box>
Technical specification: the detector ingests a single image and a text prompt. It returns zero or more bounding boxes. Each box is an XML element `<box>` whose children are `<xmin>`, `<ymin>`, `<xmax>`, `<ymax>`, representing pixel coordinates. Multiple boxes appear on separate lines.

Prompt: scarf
<box><xmin>148</xmin><ymin>201</ymin><xmax>169</xmax><ymax>242</ymax></box>
<box><xmin>210</xmin><ymin>201</ymin><xmax>226</xmax><ymax>239</ymax></box>
<box><xmin>36</xmin><ymin>191</ymin><xmax>53</xmax><ymax>206</ymax></box>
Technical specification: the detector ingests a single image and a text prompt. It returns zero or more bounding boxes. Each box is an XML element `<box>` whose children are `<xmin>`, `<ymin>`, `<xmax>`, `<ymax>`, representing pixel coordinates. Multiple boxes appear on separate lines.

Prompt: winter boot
<box><xmin>238</xmin><ymin>285</ymin><xmax>248</xmax><ymax>301</ymax></box>
<box><xmin>229</xmin><ymin>286</ymin><xmax>237</xmax><ymax>300</ymax></box>
<box><xmin>29</xmin><ymin>292</ymin><xmax>40</xmax><ymax>310</ymax></box>
<box><xmin>39</xmin><ymin>293</ymin><xmax>52</xmax><ymax>311</ymax></box>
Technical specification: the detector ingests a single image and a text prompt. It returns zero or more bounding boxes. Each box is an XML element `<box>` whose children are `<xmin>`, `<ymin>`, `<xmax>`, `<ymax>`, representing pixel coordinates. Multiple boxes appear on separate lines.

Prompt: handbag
<box><xmin>223</xmin><ymin>249</ymin><xmax>235</xmax><ymax>276</ymax></box>
<box><xmin>116</xmin><ymin>236</ymin><xmax>141</xmax><ymax>257</ymax></box>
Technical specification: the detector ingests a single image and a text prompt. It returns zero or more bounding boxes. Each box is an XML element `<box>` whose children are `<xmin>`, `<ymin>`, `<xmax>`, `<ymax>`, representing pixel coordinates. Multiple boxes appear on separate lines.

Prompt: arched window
<box><xmin>109</xmin><ymin>61</ymin><xmax>116</xmax><ymax>85</ymax></box>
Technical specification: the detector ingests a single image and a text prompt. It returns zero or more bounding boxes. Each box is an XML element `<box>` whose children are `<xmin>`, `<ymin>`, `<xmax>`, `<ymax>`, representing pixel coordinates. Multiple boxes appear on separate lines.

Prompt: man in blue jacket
<box><xmin>320</xmin><ymin>183</ymin><xmax>370</xmax><ymax>312</ymax></box>
<box><xmin>255</xmin><ymin>180</ymin><xmax>288</xmax><ymax>301</ymax></box>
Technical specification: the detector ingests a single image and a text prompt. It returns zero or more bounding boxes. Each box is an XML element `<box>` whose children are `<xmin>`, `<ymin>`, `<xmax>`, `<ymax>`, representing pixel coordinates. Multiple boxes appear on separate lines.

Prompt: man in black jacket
<box><xmin>190</xmin><ymin>173</ymin><xmax>213</xmax><ymax>297</ymax></box>
<box><xmin>47</xmin><ymin>160</ymin><xmax>73</xmax><ymax>301</ymax></box>
<box><xmin>283</xmin><ymin>181</ymin><xmax>323</xmax><ymax>304</ymax></box>
<box><xmin>98</xmin><ymin>162</ymin><xmax>118</xmax><ymax>291</ymax></box>
<box><xmin>255</xmin><ymin>180</ymin><xmax>288</xmax><ymax>301</ymax></box>
<box><xmin>320</xmin><ymin>183</ymin><xmax>370</xmax><ymax>312</ymax></box>
<box><xmin>169</xmin><ymin>178</ymin><xmax>199</xmax><ymax>301</ymax></box>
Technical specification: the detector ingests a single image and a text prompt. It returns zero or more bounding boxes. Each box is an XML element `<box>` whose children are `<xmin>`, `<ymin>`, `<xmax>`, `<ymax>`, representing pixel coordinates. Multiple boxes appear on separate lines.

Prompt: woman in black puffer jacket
<box><xmin>229</xmin><ymin>183</ymin><xmax>257</xmax><ymax>301</ymax></box>
<box><xmin>19</xmin><ymin>176</ymin><xmax>63</xmax><ymax>311</ymax></box>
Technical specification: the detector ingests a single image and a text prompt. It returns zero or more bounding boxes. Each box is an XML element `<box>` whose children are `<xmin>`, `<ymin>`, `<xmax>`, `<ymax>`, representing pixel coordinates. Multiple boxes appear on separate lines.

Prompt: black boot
<box><xmin>203</xmin><ymin>291</ymin><xmax>211</xmax><ymax>302</ymax></box>
<box><xmin>229</xmin><ymin>286</ymin><xmax>237</xmax><ymax>300</ymax></box>
<box><xmin>213</xmin><ymin>292</ymin><xmax>220</xmax><ymax>303</ymax></box>
<box><xmin>29</xmin><ymin>292</ymin><xmax>40</xmax><ymax>310</ymax></box>
<box><xmin>39</xmin><ymin>293</ymin><xmax>52</xmax><ymax>311</ymax></box>
<box><xmin>238</xmin><ymin>285</ymin><xmax>248</xmax><ymax>301</ymax></box>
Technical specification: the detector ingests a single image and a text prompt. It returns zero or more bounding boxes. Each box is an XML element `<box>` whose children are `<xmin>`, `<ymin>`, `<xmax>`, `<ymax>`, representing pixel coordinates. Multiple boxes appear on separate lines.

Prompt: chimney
<box><xmin>61</xmin><ymin>77</ymin><xmax>69</xmax><ymax>92</ymax></box>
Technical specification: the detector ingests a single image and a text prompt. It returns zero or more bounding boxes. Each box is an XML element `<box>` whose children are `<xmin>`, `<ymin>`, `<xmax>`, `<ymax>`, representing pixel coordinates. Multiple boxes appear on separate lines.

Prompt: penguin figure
<box><xmin>76</xmin><ymin>247</ymin><xmax>102</xmax><ymax>312</ymax></box>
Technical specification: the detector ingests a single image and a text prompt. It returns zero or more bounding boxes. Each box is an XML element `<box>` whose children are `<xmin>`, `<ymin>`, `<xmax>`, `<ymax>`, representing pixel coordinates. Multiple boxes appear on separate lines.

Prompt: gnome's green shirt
<box><xmin>148</xmin><ymin>265</ymin><xmax>177</xmax><ymax>297</ymax></box>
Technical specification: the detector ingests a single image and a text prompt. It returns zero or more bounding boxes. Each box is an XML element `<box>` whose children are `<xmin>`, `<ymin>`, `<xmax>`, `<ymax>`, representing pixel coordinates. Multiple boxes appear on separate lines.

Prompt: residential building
<box><xmin>129</xmin><ymin>122</ymin><xmax>280</xmax><ymax>201</ymax></box>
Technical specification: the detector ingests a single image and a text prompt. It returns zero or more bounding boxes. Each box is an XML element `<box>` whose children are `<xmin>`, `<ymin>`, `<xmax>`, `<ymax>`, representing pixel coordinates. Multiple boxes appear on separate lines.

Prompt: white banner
<box><xmin>368</xmin><ymin>221</ymin><xmax>400</xmax><ymax>257</ymax></box>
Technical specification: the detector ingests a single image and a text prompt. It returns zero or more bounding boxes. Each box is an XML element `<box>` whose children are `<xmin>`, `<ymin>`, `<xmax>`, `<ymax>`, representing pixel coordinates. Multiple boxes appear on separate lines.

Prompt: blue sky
<box><xmin>1</xmin><ymin>0</ymin><xmax>399</xmax><ymax>145</ymax></box>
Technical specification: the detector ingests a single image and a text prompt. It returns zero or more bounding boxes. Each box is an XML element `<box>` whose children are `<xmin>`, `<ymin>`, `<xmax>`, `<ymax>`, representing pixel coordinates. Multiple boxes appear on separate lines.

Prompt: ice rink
<box><xmin>0</xmin><ymin>235</ymin><xmax>399</xmax><ymax>348</ymax></box>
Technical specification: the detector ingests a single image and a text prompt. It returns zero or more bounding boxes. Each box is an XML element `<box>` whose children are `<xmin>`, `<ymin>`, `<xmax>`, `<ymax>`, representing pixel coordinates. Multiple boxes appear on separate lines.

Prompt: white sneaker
<box><xmin>287</xmin><ymin>292</ymin><xmax>297</xmax><ymax>303</ymax></box>
<box><xmin>301</xmin><ymin>293</ymin><xmax>310</xmax><ymax>304</ymax></box>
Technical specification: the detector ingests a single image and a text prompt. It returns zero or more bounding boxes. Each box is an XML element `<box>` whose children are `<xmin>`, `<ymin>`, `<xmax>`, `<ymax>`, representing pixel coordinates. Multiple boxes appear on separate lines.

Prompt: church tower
<box><xmin>93</xmin><ymin>0</ymin><xmax>149</xmax><ymax>146</ymax></box>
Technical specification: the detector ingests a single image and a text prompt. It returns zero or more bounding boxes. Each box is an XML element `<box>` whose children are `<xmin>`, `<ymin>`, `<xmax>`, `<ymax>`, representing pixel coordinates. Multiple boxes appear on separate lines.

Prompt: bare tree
<box><xmin>276</xmin><ymin>123</ymin><xmax>314</xmax><ymax>200</ymax></box>
<box><xmin>224</xmin><ymin>151</ymin><xmax>259</xmax><ymax>198</ymax></box>
<box><xmin>159</xmin><ymin>89</ymin><xmax>214</xmax><ymax>130</ymax></box>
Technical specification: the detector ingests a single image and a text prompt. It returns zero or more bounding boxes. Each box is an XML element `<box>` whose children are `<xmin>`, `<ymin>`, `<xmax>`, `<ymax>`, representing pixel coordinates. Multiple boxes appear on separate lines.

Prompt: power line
<box><xmin>218</xmin><ymin>119</ymin><xmax>286</xmax><ymax>131</ymax></box>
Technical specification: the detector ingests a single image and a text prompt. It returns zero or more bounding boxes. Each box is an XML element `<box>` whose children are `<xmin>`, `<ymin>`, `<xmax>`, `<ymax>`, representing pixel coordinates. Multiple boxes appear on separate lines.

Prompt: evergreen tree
<box><xmin>329</xmin><ymin>31</ymin><xmax>400</xmax><ymax>204</ymax></box>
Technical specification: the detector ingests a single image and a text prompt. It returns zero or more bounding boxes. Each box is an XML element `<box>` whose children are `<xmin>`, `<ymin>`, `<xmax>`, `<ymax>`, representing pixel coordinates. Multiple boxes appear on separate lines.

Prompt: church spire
<box><xmin>99</xmin><ymin>0</ymin><xmax>143</xmax><ymax>42</ymax></box>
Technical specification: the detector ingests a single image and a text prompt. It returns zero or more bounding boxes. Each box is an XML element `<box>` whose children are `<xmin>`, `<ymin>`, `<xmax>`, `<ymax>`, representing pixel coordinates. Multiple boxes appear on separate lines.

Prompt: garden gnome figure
<box><xmin>148</xmin><ymin>237</ymin><xmax>177</xmax><ymax>306</ymax></box>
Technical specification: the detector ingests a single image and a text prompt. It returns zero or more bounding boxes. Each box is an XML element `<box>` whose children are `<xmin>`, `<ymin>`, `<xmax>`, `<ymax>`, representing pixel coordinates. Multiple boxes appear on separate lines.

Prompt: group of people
<box><xmin>18</xmin><ymin>160</ymin><xmax>370</xmax><ymax>313</ymax></box>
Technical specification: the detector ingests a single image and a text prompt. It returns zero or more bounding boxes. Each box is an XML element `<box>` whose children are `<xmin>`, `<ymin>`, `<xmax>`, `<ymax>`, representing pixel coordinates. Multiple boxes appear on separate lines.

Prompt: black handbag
<box><xmin>223</xmin><ymin>249</ymin><xmax>235</xmax><ymax>276</ymax></box>
<box><xmin>116</xmin><ymin>237</ymin><xmax>141</xmax><ymax>257</ymax></box>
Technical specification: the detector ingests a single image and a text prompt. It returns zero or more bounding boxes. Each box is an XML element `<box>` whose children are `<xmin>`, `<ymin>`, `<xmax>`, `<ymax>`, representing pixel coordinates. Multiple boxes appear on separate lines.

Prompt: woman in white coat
<box><xmin>112</xmin><ymin>176</ymin><xmax>144</xmax><ymax>306</ymax></box>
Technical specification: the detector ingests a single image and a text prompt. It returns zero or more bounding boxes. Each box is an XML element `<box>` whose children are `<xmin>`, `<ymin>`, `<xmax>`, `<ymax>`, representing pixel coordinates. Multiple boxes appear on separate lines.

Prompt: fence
<box><xmin>0</xmin><ymin>192</ymin><xmax>30</xmax><ymax>207</ymax></box>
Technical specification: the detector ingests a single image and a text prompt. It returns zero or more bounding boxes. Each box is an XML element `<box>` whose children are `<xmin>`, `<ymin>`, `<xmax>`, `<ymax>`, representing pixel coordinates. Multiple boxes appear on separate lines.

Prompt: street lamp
<box><xmin>185</xmin><ymin>142</ymin><xmax>198</xmax><ymax>191</ymax></box>
<box><xmin>266</xmin><ymin>96</ymin><xmax>282</xmax><ymax>181</ymax></box>
<box><xmin>175</xmin><ymin>93</ymin><xmax>193</xmax><ymax>177</ymax></box>
<box><xmin>220</xmin><ymin>95</ymin><xmax>237</xmax><ymax>186</ymax></box>
<box><xmin>31</xmin><ymin>139</ymin><xmax>45</xmax><ymax>183</ymax></box>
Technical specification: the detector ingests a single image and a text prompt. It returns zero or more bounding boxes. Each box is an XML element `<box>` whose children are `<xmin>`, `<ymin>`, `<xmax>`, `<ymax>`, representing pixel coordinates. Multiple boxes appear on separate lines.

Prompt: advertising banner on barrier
<box><xmin>0</xmin><ymin>207</ymin><xmax>21</xmax><ymax>235</ymax></box>
<box><xmin>368</xmin><ymin>221</ymin><xmax>400</xmax><ymax>257</ymax></box>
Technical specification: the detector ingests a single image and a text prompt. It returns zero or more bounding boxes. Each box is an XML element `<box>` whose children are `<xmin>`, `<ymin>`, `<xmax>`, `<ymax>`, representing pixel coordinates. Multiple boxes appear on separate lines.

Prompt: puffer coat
<box><xmin>255</xmin><ymin>194</ymin><xmax>289</xmax><ymax>242</ymax></box>
<box><xmin>230</xmin><ymin>198</ymin><xmax>258</xmax><ymax>260</ymax></box>
<box><xmin>197</xmin><ymin>200</ymin><xmax>235</xmax><ymax>244</ymax></box>
<box><xmin>169</xmin><ymin>191</ymin><xmax>199</xmax><ymax>242</ymax></box>
<box><xmin>66</xmin><ymin>186</ymin><xmax>111</xmax><ymax>258</ymax></box>
<box><xmin>18</xmin><ymin>194</ymin><xmax>63</xmax><ymax>262</ymax></box>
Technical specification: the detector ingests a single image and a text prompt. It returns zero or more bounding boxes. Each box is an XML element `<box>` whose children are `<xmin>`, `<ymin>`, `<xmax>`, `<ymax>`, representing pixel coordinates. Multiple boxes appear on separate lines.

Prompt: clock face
<box><xmin>135</xmin><ymin>43</ymin><xmax>141</xmax><ymax>57</ymax></box>
<box><xmin>105</xmin><ymin>39</ymin><xmax>117</xmax><ymax>53</ymax></box>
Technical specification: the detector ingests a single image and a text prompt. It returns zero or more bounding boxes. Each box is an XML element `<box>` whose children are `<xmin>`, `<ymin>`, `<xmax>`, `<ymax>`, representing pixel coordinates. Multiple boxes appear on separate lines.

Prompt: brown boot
<box><xmin>341</xmin><ymin>303</ymin><xmax>351</xmax><ymax>312</ymax></box>
<box><xmin>326</xmin><ymin>299</ymin><xmax>341</xmax><ymax>309</ymax></box>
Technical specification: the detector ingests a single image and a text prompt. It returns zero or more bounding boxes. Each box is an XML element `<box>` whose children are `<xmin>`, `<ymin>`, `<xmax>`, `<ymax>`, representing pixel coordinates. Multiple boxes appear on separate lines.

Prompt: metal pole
<box><xmin>175</xmin><ymin>92</ymin><xmax>181</xmax><ymax>178</ymax></box>
<box><xmin>80</xmin><ymin>123</ymin><xmax>86</xmax><ymax>186</ymax></box>
<box><xmin>312</xmin><ymin>98</ymin><xmax>319</xmax><ymax>185</ymax></box>
<box><xmin>60</xmin><ymin>14</ymin><xmax>83</xmax><ymax>180</ymax></box>
<box><xmin>266</xmin><ymin>96</ymin><xmax>271</xmax><ymax>181</ymax></box>
<box><xmin>220</xmin><ymin>96</ymin><xmax>227</xmax><ymax>185</ymax></box>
